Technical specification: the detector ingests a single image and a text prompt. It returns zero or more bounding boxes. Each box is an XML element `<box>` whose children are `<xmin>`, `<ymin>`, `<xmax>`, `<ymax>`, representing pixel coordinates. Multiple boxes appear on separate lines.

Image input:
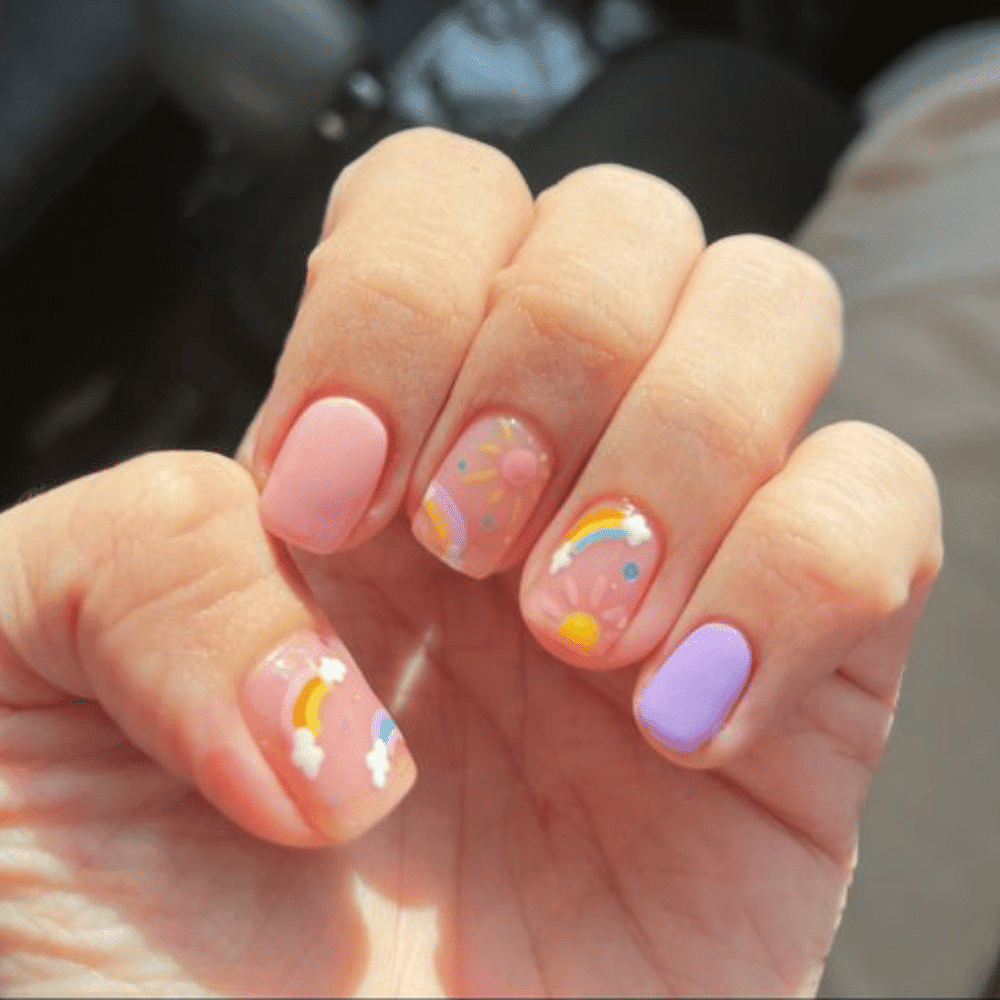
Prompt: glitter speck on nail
<box><xmin>481</xmin><ymin>514</ymin><xmax>496</xmax><ymax>530</ymax></box>
<box><xmin>623</xmin><ymin>561</ymin><xmax>640</xmax><ymax>581</ymax></box>
<box><xmin>458</xmin><ymin>458</ymin><xmax>469</xmax><ymax>472</ymax></box>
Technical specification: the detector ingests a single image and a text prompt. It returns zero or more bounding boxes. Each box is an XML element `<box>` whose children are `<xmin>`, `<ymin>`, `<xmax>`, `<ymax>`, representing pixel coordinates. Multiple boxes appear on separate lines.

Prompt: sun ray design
<box><xmin>461</xmin><ymin>469</ymin><xmax>499</xmax><ymax>484</ymax></box>
<box><xmin>419</xmin><ymin>416</ymin><xmax>549</xmax><ymax>566</ymax></box>
<box><xmin>509</xmin><ymin>494</ymin><xmax>522</xmax><ymax>525</ymax></box>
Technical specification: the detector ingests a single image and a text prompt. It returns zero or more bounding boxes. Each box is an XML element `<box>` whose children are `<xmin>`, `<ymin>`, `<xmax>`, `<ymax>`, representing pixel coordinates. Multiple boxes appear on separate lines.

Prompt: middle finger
<box><xmin>408</xmin><ymin>164</ymin><xmax>705</xmax><ymax>578</ymax></box>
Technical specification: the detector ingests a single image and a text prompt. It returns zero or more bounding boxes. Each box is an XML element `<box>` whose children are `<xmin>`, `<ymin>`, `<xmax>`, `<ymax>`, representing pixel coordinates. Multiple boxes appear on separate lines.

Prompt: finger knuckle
<box><xmin>825</xmin><ymin>419</ymin><xmax>936</xmax><ymax>485</ymax></box>
<box><xmin>101</xmin><ymin>451</ymin><xmax>256</xmax><ymax>548</ymax></box>
<box><xmin>375</xmin><ymin>124</ymin><xmax>515</xmax><ymax>167</ymax></box>
<box><xmin>318</xmin><ymin>127</ymin><xmax>531</xmax><ymax>274</ymax></box>
<box><xmin>751</xmin><ymin>419</ymin><xmax>949</xmax><ymax>618</ymax></box>
<box><xmin>538</xmin><ymin>163</ymin><xmax>704</xmax><ymax>246</ymax></box>
<box><xmin>758</xmin><ymin>499</ymin><xmax>907</xmax><ymax>621</ymax></box>
<box><xmin>817</xmin><ymin>420</ymin><xmax>945</xmax><ymax>579</ymax></box>
<box><xmin>645</xmin><ymin>375</ymin><xmax>786</xmax><ymax>487</ymax></box>
<box><xmin>347</xmin><ymin>125</ymin><xmax>529</xmax><ymax>205</ymax></box>
<box><xmin>491</xmin><ymin>275</ymin><xmax>654</xmax><ymax>376</ymax></box>
<box><xmin>711</xmin><ymin>234</ymin><xmax>841</xmax><ymax>300</ymax></box>
<box><xmin>309</xmin><ymin>239</ymin><xmax>467</xmax><ymax>331</ymax></box>
<box><xmin>706</xmin><ymin>234</ymin><xmax>844</xmax><ymax>364</ymax></box>
<box><xmin>495</xmin><ymin>166</ymin><xmax>704</xmax><ymax>364</ymax></box>
<box><xmin>70</xmin><ymin>453</ymin><xmax>264</xmax><ymax>640</ymax></box>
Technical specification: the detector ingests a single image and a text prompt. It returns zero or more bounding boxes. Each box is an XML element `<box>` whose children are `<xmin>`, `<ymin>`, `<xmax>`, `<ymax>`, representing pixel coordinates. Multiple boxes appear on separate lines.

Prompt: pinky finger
<box><xmin>632</xmin><ymin>420</ymin><xmax>944</xmax><ymax>771</ymax></box>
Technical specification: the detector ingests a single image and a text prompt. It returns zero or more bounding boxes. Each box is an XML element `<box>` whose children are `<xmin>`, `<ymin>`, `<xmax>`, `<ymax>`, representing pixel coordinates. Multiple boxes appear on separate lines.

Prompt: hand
<box><xmin>0</xmin><ymin>128</ymin><xmax>942</xmax><ymax>996</ymax></box>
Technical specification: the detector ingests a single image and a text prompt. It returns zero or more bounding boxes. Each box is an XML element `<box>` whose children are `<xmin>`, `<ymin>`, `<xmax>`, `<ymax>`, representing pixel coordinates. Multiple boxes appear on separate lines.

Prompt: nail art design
<box><xmin>529</xmin><ymin>499</ymin><xmax>663</xmax><ymax>657</ymax></box>
<box><xmin>244</xmin><ymin>632</ymin><xmax>410</xmax><ymax>803</ymax></box>
<box><xmin>284</xmin><ymin>654</ymin><xmax>348</xmax><ymax>779</ymax></box>
<box><xmin>422</xmin><ymin>480</ymin><xmax>467</xmax><ymax>564</ymax></box>
<box><xmin>366</xmin><ymin>708</ymin><xmax>402</xmax><ymax>788</ymax></box>
<box><xmin>413</xmin><ymin>415</ymin><xmax>552</xmax><ymax>578</ymax></box>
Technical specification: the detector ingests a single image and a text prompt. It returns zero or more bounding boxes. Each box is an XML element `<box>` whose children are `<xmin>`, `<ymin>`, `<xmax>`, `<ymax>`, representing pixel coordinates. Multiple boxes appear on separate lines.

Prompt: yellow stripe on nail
<box><xmin>422</xmin><ymin>497</ymin><xmax>451</xmax><ymax>551</ymax></box>
<box><xmin>461</xmin><ymin>470</ymin><xmax>498</xmax><ymax>483</ymax></box>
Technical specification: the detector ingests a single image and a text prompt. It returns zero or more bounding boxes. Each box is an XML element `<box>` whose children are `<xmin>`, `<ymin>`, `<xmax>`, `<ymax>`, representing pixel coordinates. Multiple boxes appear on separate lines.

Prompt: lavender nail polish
<box><xmin>636</xmin><ymin>622</ymin><xmax>752</xmax><ymax>753</ymax></box>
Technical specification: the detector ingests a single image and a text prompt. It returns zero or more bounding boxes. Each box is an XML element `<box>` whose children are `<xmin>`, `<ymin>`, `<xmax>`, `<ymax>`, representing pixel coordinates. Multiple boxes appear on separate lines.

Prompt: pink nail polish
<box><xmin>412</xmin><ymin>414</ymin><xmax>552</xmax><ymax>578</ymax></box>
<box><xmin>525</xmin><ymin>498</ymin><xmax>663</xmax><ymax>657</ymax></box>
<box><xmin>260</xmin><ymin>397</ymin><xmax>388</xmax><ymax>554</ymax></box>
<box><xmin>241</xmin><ymin>632</ymin><xmax>416</xmax><ymax>840</ymax></box>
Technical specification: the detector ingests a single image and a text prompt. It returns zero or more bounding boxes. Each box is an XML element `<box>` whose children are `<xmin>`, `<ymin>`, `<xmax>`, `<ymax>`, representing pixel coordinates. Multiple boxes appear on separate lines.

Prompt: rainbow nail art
<box><xmin>413</xmin><ymin>414</ymin><xmax>552</xmax><ymax>578</ymax></box>
<box><xmin>243</xmin><ymin>632</ymin><xmax>411</xmax><ymax>808</ymax></box>
<box><xmin>284</xmin><ymin>653</ymin><xmax>348</xmax><ymax>779</ymax></box>
<box><xmin>529</xmin><ymin>498</ymin><xmax>662</xmax><ymax>657</ymax></box>
<box><xmin>367</xmin><ymin>707</ymin><xmax>402</xmax><ymax>788</ymax></box>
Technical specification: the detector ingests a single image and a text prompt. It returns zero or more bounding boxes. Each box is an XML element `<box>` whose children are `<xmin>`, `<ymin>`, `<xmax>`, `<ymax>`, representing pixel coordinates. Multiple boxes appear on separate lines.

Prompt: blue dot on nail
<box><xmin>457</xmin><ymin>458</ymin><xmax>469</xmax><ymax>472</ymax></box>
<box><xmin>622</xmin><ymin>561</ymin><xmax>640</xmax><ymax>581</ymax></box>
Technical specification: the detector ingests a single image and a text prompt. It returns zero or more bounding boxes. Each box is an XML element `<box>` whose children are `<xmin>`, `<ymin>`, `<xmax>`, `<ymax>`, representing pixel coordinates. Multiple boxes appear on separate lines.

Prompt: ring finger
<box><xmin>519</xmin><ymin>235</ymin><xmax>844</xmax><ymax>667</ymax></box>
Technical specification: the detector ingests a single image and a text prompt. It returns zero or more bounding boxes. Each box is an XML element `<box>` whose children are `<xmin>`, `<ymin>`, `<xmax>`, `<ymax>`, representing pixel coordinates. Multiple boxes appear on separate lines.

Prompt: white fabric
<box><xmin>792</xmin><ymin>21</ymin><xmax>1000</xmax><ymax>997</ymax></box>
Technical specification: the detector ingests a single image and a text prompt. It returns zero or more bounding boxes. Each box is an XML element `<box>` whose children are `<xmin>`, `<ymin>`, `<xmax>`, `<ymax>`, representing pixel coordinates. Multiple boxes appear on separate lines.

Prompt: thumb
<box><xmin>0</xmin><ymin>450</ymin><xmax>416</xmax><ymax>847</ymax></box>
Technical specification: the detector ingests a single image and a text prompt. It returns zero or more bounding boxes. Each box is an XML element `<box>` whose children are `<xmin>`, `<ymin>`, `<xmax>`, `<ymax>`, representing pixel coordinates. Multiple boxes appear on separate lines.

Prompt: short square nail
<box><xmin>636</xmin><ymin>622</ymin><xmax>752</xmax><ymax>753</ymax></box>
<box><xmin>525</xmin><ymin>498</ymin><xmax>663</xmax><ymax>657</ymax></box>
<box><xmin>412</xmin><ymin>414</ymin><xmax>552</xmax><ymax>578</ymax></box>
<box><xmin>241</xmin><ymin>631</ymin><xmax>416</xmax><ymax>839</ymax></box>
<box><xmin>260</xmin><ymin>397</ymin><xmax>388</xmax><ymax>554</ymax></box>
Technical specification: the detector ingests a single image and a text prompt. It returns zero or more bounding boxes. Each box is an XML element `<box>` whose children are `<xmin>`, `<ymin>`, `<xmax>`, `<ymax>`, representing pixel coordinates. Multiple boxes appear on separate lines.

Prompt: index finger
<box><xmin>252</xmin><ymin>127</ymin><xmax>534</xmax><ymax>553</ymax></box>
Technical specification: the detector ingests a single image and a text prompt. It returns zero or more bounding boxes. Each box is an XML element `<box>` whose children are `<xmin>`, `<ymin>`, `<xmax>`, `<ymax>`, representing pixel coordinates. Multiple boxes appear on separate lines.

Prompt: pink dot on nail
<box><xmin>500</xmin><ymin>448</ymin><xmax>538</xmax><ymax>487</ymax></box>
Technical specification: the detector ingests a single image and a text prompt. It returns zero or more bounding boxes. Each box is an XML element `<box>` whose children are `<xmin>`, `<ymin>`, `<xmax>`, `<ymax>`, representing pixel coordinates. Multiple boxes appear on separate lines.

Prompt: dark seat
<box><xmin>495</xmin><ymin>35</ymin><xmax>861</xmax><ymax>243</ymax></box>
<box><xmin>0</xmin><ymin>0</ymin><xmax>157</xmax><ymax>262</ymax></box>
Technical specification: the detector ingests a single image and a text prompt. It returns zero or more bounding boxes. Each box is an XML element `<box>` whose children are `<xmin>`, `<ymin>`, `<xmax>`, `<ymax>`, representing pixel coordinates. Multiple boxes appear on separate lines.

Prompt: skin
<box><xmin>0</xmin><ymin>128</ymin><xmax>943</xmax><ymax>996</ymax></box>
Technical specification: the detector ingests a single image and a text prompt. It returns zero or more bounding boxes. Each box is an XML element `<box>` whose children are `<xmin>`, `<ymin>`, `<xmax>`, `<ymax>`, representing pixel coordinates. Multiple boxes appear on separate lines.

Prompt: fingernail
<box><xmin>412</xmin><ymin>414</ymin><xmax>552</xmax><ymax>578</ymax></box>
<box><xmin>260</xmin><ymin>397</ymin><xmax>388</xmax><ymax>554</ymax></box>
<box><xmin>525</xmin><ymin>497</ymin><xmax>662</xmax><ymax>657</ymax></box>
<box><xmin>241</xmin><ymin>631</ymin><xmax>416</xmax><ymax>841</ymax></box>
<box><xmin>636</xmin><ymin>622</ymin><xmax>752</xmax><ymax>753</ymax></box>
